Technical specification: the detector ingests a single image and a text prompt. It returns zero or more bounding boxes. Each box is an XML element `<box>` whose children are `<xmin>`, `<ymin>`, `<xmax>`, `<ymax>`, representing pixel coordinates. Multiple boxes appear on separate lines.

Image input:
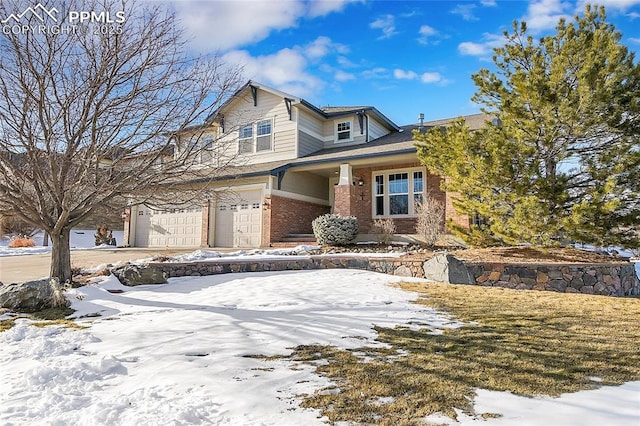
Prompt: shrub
<box><xmin>8</xmin><ymin>235</ymin><xmax>36</xmax><ymax>248</ymax></box>
<box><xmin>312</xmin><ymin>214</ymin><xmax>359</xmax><ymax>246</ymax></box>
<box><xmin>371</xmin><ymin>218</ymin><xmax>396</xmax><ymax>244</ymax></box>
<box><xmin>415</xmin><ymin>197</ymin><xmax>445</xmax><ymax>247</ymax></box>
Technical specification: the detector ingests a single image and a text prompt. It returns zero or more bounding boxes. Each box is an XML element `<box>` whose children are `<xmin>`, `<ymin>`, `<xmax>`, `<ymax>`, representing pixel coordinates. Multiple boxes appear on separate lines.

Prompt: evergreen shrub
<box><xmin>312</xmin><ymin>214</ymin><xmax>359</xmax><ymax>246</ymax></box>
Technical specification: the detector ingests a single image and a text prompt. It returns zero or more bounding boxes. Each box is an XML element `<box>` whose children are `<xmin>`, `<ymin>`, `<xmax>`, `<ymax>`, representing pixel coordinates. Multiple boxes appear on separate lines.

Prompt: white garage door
<box><xmin>135</xmin><ymin>206</ymin><xmax>202</xmax><ymax>247</ymax></box>
<box><xmin>215</xmin><ymin>191</ymin><xmax>262</xmax><ymax>248</ymax></box>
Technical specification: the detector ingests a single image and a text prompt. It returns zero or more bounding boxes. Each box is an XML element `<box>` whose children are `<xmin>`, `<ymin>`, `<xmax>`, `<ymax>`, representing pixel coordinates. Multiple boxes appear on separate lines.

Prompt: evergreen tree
<box><xmin>415</xmin><ymin>5</ymin><xmax>640</xmax><ymax>248</ymax></box>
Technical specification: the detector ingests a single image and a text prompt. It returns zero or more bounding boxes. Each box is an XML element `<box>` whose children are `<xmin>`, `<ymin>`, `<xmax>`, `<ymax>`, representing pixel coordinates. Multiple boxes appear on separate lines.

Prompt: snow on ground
<box><xmin>0</xmin><ymin>229</ymin><xmax>125</xmax><ymax>257</ymax></box>
<box><xmin>1</xmin><ymin>269</ymin><xmax>638</xmax><ymax>425</ymax></box>
<box><xmin>0</xmin><ymin>270</ymin><xmax>459</xmax><ymax>425</ymax></box>
<box><xmin>167</xmin><ymin>245</ymin><xmax>404</xmax><ymax>264</ymax></box>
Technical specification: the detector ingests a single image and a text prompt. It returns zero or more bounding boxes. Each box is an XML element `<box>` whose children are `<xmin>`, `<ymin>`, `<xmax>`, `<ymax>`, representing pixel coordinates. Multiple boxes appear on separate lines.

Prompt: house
<box><xmin>123</xmin><ymin>81</ymin><xmax>483</xmax><ymax>248</ymax></box>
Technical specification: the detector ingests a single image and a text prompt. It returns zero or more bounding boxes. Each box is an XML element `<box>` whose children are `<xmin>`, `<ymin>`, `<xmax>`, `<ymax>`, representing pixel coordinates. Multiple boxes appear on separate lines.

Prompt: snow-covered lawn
<box><xmin>1</xmin><ymin>269</ymin><xmax>638</xmax><ymax>425</ymax></box>
<box><xmin>0</xmin><ymin>229</ymin><xmax>125</xmax><ymax>256</ymax></box>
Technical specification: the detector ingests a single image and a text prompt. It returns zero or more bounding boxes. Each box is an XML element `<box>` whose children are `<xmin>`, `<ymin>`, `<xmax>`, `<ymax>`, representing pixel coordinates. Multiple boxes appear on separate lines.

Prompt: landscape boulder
<box><xmin>0</xmin><ymin>278</ymin><xmax>68</xmax><ymax>313</ymax></box>
<box><xmin>423</xmin><ymin>253</ymin><xmax>475</xmax><ymax>284</ymax></box>
<box><xmin>111</xmin><ymin>264</ymin><xmax>167</xmax><ymax>286</ymax></box>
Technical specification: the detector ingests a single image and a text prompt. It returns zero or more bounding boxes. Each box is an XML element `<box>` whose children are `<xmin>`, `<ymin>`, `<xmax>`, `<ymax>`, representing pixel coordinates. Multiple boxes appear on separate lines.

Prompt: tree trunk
<box><xmin>50</xmin><ymin>228</ymin><xmax>72</xmax><ymax>282</ymax></box>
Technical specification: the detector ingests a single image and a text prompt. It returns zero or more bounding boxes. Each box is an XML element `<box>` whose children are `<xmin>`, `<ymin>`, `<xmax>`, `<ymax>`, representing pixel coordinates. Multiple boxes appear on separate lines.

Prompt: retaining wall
<box><xmin>147</xmin><ymin>256</ymin><xmax>639</xmax><ymax>297</ymax></box>
<box><xmin>465</xmin><ymin>262</ymin><xmax>639</xmax><ymax>296</ymax></box>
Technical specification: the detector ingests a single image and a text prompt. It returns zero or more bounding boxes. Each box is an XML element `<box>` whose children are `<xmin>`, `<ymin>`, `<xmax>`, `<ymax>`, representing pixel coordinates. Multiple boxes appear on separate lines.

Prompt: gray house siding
<box><xmin>298</xmin><ymin>129</ymin><xmax>323</xmax><ymax>157</ymax></box>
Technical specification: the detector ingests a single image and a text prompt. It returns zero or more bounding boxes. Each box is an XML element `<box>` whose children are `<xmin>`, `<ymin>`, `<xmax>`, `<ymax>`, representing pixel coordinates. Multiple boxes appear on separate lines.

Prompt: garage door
<box><xmin>215</xmin><ymin>191</ymin><xmax>262</xmax><ymax>247</ymax></box>
<box><xmin>135</xmin><ymin>206</ymin><xmax>202</xmax><ymax>247</ymax></box>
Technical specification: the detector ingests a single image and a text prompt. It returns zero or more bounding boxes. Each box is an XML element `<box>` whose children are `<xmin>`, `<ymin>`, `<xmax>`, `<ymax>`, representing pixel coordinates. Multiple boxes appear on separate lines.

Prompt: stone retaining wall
<box><xmin>147</xmin><ymin>256</ymin><xmax>639</xmax><ymax>297</ymax></box>
<box><xmin>465</xmin><ymin>262</ymin><xmax>639</xmax><ymax>296</ymax></box>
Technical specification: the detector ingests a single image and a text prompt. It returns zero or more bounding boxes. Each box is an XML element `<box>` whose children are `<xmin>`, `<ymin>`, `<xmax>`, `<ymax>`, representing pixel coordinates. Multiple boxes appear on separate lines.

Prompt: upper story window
<box><xmin>238</xmin><ymin>124</ymin><xmax>253</xmax><ymax>154</ymax></box>
<box><xmin>372</xmin><ymin>168</ymin><xmax>426</xmax><ymax>217</ymax></box>
<box><xmin>256</xmin><ymin>119</ymin><xmax>272</xmax><ymax>151</ymax></box>
<box><xmin>336</xmin><ymin>121</ymin><xmax>352</xmax><ymax>142</ymax></box>
<box><xmin>202</xmin><ymin>137</ymin><xmax>214</xmax><ymax>150</ymax></box>
<box><xmin>200</xmin><ymin>137</ymin><xmax>215</xmax><ymax>163</ymax></box>
<box><xmin>238</xmin><ymin>119</ymin><xmax>273</xmax><ymax>153</ymax></box>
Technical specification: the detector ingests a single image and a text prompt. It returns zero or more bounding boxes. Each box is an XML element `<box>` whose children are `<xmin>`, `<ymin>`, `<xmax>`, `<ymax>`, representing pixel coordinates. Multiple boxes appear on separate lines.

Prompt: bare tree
<box><xmin>415</xmin><ymin>197</ymin><xmax>445</xmax><ymax>247</ymax></box>
<box><xmin>0</xmin><ymin>0</ymin><xmax>244</xmax><ymax>282</ymax></box>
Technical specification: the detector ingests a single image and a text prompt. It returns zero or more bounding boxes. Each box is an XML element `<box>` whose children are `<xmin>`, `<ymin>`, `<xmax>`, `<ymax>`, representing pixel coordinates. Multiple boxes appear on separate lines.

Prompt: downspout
<box><xmin>365</xmin><ymin>112</ymin><xmax>369</xmax><ymax>142</ymax></box>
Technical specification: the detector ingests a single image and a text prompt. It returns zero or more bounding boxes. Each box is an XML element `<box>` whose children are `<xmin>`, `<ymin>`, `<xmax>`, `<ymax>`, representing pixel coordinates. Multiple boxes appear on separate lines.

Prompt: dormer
<box><xmin>319</xmin><ymin>106</ymin><xmax>400</xmax><ymax>149</ymax></box>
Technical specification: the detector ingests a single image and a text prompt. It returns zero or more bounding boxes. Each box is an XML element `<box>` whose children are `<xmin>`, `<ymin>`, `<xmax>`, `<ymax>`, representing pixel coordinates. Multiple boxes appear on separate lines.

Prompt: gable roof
<box><xmin>192</xmin><ymin>113</ymin><xmax>489</xmax><ymax>182</ymax></box>
<box><xmin>290</xmin><ymin>113</ymin><xmax>489</xmax><ymax>165</ymax></box>
<box><xmin>205</xmin><ymin>80</ymin><xmax>401</xmax><ymax>132</ymax></box>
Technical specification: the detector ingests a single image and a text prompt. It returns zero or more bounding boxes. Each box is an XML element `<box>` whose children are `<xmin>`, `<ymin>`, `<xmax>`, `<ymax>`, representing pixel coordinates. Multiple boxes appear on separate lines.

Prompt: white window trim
<box><xmin>255</xmin><ymin>118</ymin><xmax>273</xmax><ymax>152</ymax></box>
<box><xmin>238</xmin><ymin>124</ymin><xmax>254</xmax><ymax>154</ymax></box>
<box><xmin>335</xmin><ymin>119</ymin><xmax>353</xmax><ymax>143</ymax></box>
<box><xmin>237</xmin><ymin>118</ymin><xmax>275</xmax><ymax>154</ymax></box>
<box><xmin>371</xmin><ymin>167</ymin><xmax>427</xmax><ymax>218</ymax></box>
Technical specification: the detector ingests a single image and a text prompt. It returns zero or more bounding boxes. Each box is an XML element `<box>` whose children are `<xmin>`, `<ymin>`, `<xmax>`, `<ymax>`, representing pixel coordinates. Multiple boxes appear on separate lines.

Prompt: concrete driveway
<box><xmin>0</xmin><ymin>247</ymin><xmax>206</xmax><ymax>284</ymax></box>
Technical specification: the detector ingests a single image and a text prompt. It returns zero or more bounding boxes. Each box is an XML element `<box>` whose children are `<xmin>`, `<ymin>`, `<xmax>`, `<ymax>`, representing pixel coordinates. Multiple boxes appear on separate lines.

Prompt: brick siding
<box><xmin>263</xmin><ymin>195</ymin><xmax>330</xmax><ymax>245</ymax></box>
<box><xmin>349</xmin><ymin>163</ymin><xmax>451</xmax><ymax>234</ymax></box>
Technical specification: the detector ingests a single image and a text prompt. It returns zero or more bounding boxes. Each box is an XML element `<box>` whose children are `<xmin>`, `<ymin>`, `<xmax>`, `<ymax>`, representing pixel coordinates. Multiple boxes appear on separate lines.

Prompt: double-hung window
<box><xmin>336</xmin><ymin>121</ymin><xmax>351</xmax><ymax>141</ymax></box>
<box><xmin>238</xmin><ymin>119</ymin><xmax>273</xmax><ymax>153</ymax></box>
<box><xmin>372</xmin><ymin>168</ymin><xmax>425</xmax><ymax>217</ymax></box>
<box><xmin>389</xmin><ymin>173</ymin><xmax>409</xmax><ymax>215</ymax></box>
<box><xmin>238</xmin><ymin>124</ymin><xmax>253</xmax><ymax>154</ymax></box>
<box><xmin>256</xmin><ymin>119</ymin><xmax>272</xmax><ymax>151</ymax></box>
<box><xmin>200</xmin><ymin>137</ymin><xmax>214</xmax><ymax>164</ymax></box>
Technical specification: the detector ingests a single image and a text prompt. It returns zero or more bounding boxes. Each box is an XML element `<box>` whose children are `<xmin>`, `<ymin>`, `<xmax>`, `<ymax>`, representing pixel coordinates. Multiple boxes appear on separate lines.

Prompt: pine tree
<box><xmin>415</xmin><ymin>5</ymin><xmax>640</xmax><ymax>248</ymax></box>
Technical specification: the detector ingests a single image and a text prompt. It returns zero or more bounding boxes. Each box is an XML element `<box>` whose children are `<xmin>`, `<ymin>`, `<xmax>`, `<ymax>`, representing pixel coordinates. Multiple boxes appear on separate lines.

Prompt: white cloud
<box><xmin>481</xmin><ymin>0</ymin><xmax>497</xmax><ymax>6</ymax></box>
<box><xmin>458</xmin><ymin>33</ymin><xmax>505</xmax><ymax>56</ymax></box>
<box><xmin>362</xmin><ymin>67</ymin><xmax>389</xmax><ymax>79</ymax></box>
<box><xmin>629</xmin><ymin>37</ymin><xmax>640</xmax><ymax>44</ymax></box>
<box><xmin>576</xmin><ymin>0</ymin><xmax>640</xmax><ymax>10</ymax></box>
<box><xmin>458</xmin><ymin>41</ymin><xmax>490</xmax><ymax>56</ymax></box>
<box><xmin>393</xmin><ymin>69</ymin><xmax>445</xmax><ymax>84</ymax></box>
<box><xmin>419</xmin><ymin>25</ymin><xmax>438</xmax><ymax>37</ymax></box>
<box><xmin>335</xmin><ymin>70</ymin><xmax>356</xmax><ymax>81</ymax></box>
<box><xmin>522</xmin><ymin>0</ymin><xmax>572</xmax><ymax>32</ymax></box>
<box><xmin>451</xmin><ymin>4</ymin><xmax>479</xmax><ymax>21</ymax></box>
<box><xmin>337</xmin><ymin>56</ymin><xmax>358</xmax><ymax>68</ymax></box>
<box><xmin>174</xmin><ymin>1</ymin><xmax>304</xmax><ymax>52</ymax></box>
<box><xmin>172</xmin><ymin>0</ymin><xmax>362</xmax><ymax>52</ymax></box>
<box><xmin>306</xmin><ymin>0</ymin><xmax>364</xmax><ymax>17</ymax></box>
<box><xmin>305</xmin><ymin>36</ymin><xmax>349</xmax><ymax>60</ymax></box>
<box><xmin>221</xmin><ymin>49</ymin><xmax>323</xmax><ymax>97</ymax></box>
<box><xmin>417</xmin><ymin>24</ymin><xmax>439</xmax><ymax>44</ymax></box>
<box><xmin>394</xmin><ymin>69</ymin><xmax>419</xmax><ymax>80</ymax></box>
<box><xmin>370</xmin><ymin>14</ymin><xmax>397</xmax><ymax>39</ymax></box>
<box><xmin>421</xmin><ymin>72</ymin><xmax>443</xmax><ymax>84</ymax></box>
<box><xmin>219</xmin><ymin>36</ymin><xmax>352</xmax><ymax>97</ymax></box>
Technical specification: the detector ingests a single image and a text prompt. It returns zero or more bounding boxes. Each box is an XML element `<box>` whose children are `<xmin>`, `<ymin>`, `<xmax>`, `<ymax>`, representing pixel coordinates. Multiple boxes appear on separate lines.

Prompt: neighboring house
<box><xmin>123</xmin><ymin>81</ymin><xmax>484</xmax><ymax>248</ymax></box>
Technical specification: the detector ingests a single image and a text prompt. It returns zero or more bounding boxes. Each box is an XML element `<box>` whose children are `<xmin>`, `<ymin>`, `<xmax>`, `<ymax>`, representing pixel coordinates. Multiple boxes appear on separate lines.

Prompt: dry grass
<box><xmin>287</xmin><ymin>283</ymin><xmax>640</xmax><ymax>425</ymax></box>
<box><xmin>30</xmin><ymin>319</ymin><xmax>87</xmax><ymax>329</ymax></box>
<box><xmin>0</xmin><ymin>318</ymin><xmax>16</xmax><ymax>332</ymax></box>
<box><xmin>0</xmin><ymin>308</ymin><xmax>82</xmax><ymax>333</ymax></box>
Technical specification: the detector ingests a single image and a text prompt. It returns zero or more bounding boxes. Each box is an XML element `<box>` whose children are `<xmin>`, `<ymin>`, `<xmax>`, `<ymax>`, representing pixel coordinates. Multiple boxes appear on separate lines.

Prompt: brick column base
<box><xmin>333</xmin><ymin>185</ymin><xmax>356</xmax><ymax>216</ymax></box>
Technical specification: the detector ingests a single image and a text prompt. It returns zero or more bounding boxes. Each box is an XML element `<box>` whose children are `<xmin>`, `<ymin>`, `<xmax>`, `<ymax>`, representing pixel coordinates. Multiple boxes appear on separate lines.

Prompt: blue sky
<box><xmin>170</xmin><ymin>0</ymin><xmax>640</xmax><ymax>126</ymax></box>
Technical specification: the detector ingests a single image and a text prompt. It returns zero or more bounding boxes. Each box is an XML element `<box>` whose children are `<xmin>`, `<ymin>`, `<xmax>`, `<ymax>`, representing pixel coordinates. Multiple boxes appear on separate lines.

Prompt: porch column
<box><xmin>333</xmin><ymin>163</ymin><xmax>357</xmax><ymax>216</ymax></box>
<box><xmin>122</xmin><ymin>207</ymin><xmax>131</xmax><ymax>246</ymax></box>
<box><xmin>201</xmin><ymin>200</ymin><xmax>211</xmax><ymax>247</ymax></box>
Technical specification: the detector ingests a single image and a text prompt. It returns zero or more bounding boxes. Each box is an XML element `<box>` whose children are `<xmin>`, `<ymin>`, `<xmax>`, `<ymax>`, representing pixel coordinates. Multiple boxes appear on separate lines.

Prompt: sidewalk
<box><xmin>0</xmin><ymin>248</ymin><xmax>201</xmax><ymax>284</ymax></box>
